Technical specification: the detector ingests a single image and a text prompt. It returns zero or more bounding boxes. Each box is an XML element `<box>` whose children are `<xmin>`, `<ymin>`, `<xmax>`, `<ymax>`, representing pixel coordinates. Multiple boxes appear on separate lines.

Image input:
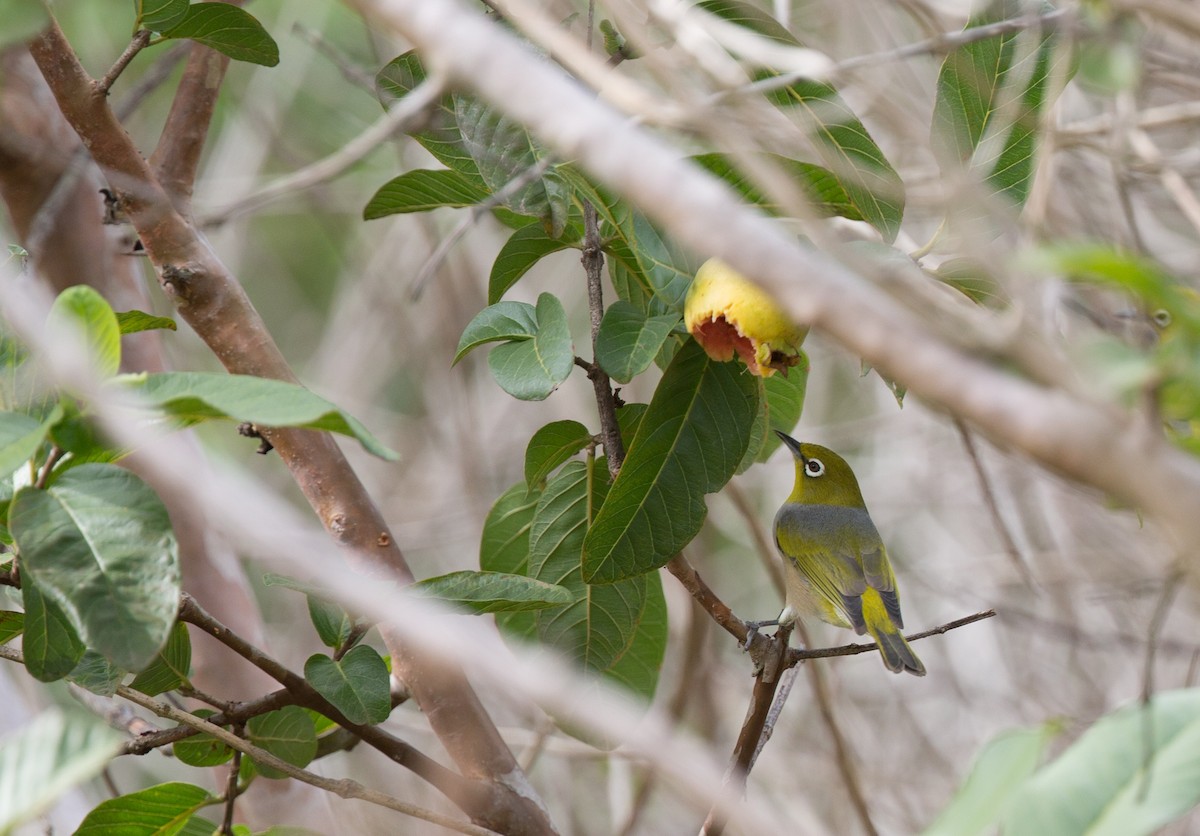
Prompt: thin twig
<box><xmin>96</xmin><ymin>30</ymin><xmax>152</xmax><ymax>96</ymax></box>
<box><xmin>200</xmin><ymin>75</ymin><xmax>447</xmax><ymax>227</ymax></box>
<box><xmin>786</xmin><ymin>610</ymin><xmax>997</xmax><ymax>667</ymax></box>
<box><xmin>221</xmin><ymin>727</ymin><xmax>243</xmax><ymax>836</ymax></box>
<box><xmin>34</xmin><ymin>445</ymin><xmax>65</xmax><ymax>489</ymax></box>
<box><xmin>955</xmin><ymin>420</ymin><xmax>1034</xmax><ymax>586</ymax></box>
<box><xmin>1138</xmin><ymin>568</ymin><xmax>1183</xmax><ymax>801</ymax></box>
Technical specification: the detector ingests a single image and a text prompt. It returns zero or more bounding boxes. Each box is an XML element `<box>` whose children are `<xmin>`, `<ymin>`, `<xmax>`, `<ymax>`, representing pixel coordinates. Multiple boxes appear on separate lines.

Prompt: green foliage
<box><xmin>20</xmin><ymin>578</ymin><xmax>86</xmax><ymax>682</ymax></box>
<box><xmin>75</xmin><ymin>781</ymin><xmax>213</xmax><ymax>834</ymax></box>
<box><xmin>0</xmin><ymin>611</ymin><xmax>24</xmax><ymax>645</ymax></box>
<box><xmin>923</xmin><ymin>723</ymin><xmax>1060</xmax><ymax>836</ymax></box>
<box><xmin>488</xmin><ymin>222</ymin><xmax>581</xmax><ymax>304</ymax></box>
<box><xmin>114</xmin><ymin>371</ymin><xmax>398</xmax><ymax>460</ymax></box>
<box><xmin>413</xmin><ymin>570</ymin><xmax>575</xmax><ymax>614</ymax></box>
<box><xmin>363</xmin><ymin>169</ymin><xmax>490</xmax><ymax>219</ymax></box>
<box><xmin>525</xmin><ymin>420</ymin><xmax>592</xmax><ymax>490</ymax></box>
<box><xmin>173</xmin><ymin>710</ymin><xmax>233</xmax><ymax>767</ymax></box>
<box><xmin>67</xmin><ymin>650</ymin><xmax>125</xmax><ymax>697</ymax></box>
<box><xmin>756</xmin><ymin>359</ymin><xmax>810</xmax><ymax>462</ymax></box>
<box><xmin>49</xmin><ymin>286</ymin><xmax>121</xmax><ymax>379</ymax></box>
<box><xmin>595</xmin><ymin>302</ymin><xmax>681</xmax><ymax>384</ymax></box>
<box><xmin>932</xmin><ymin>0</ymin><xmax>1062</xmax><ymax>206</ymax></box>
<box><xmin>115</xmin><ymin>310</ymin><xmax>178</xmax><ymax>334</ymax></box>
<box><xmin>10</xmin><ymin>464</ymin><xmax>180</xmax><ymax>671</ymax></box>
<box><xmin>692</xmin><ymin>152</ymin><xmax>863</xmax><ymax>222</ymax></box>
<box><xmin>479</xmin><ymin>482</ymin><xmax>542</xmax><ymax>638</ymax></box>
<box><xmin>159</xmin><ymin>3</ymin><xmax>280</xmax><ymax>67</ymax></box>
<box><xmin>308</xmin><ymin>595</ymin><xmax>354</xmax><ymax>650</ymax></box>
<box><xmin>304</xmin><ymin>646</ymin><xmax>392</xmax><ymax>726</ymax></box>
<box><xmin>246</xmin><ymin>706</ymin><xmax>317</xmax><ymax>779</ymax></box>
<box><xmin>455</xmin><ymin>294</ymin><xmax>575</xmax><ymax>401</ymax></box>
<box><xmin>137</xmin><ymin>0</ymin><xmax>191</xmax><ymax>33</ymax></box>
<box><xmin>583</xmin><ymin>339</ymin><xmax>760</xmax><ymax>584</ymax></box>
<box><xmin>0</xmin><ymin>711</ymin><xmax>122</xmax><ymax>833</ymax></box>
<box><xmin>0</xmin><ymin>406</ymin><xmax>62</xmax><ymax>480</ymax></box>
<box><xmin>129</xmin><ymin>621</ymin><xmax>192</xmax><ymax>696</ymax></box>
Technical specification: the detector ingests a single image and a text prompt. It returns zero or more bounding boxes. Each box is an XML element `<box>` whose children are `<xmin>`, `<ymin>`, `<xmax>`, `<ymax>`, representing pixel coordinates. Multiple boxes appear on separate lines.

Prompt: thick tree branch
<box><xmin>26</xmin><ymin>20</ymin><xmax>554</xmax><ymax>835</ymax></box>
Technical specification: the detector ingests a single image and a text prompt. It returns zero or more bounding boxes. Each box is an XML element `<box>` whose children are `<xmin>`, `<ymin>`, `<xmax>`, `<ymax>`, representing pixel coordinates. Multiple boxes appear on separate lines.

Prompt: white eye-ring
<box><xmin>804</xmin><ymin>458</ymin><xmax>825</xmax><ymax>477</ymax></box>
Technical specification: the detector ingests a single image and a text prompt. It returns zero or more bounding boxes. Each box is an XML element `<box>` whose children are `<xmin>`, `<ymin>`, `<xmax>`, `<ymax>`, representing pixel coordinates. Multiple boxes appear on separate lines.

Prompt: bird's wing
<box><xmin>775</xmin><ymin>504</ymin><xmax>901</xmax><ymax>631</ymax></box>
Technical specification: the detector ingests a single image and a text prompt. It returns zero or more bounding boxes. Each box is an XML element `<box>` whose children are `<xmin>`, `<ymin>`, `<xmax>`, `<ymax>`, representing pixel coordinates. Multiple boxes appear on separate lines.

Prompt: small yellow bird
<box><xmin>772</xmin><ymin>432</ymin><xmax>925</xmax><ymax>676</ymax></box>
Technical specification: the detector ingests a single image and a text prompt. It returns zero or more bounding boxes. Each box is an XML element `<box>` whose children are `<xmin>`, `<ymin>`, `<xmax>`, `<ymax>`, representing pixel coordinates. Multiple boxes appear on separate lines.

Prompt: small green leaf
<box><xmin>0</xmin><ymin>711</ymin><xmax>122</xmax><ymax>833</ymax></box>
<box><xmin>525</xmin><ymin>420</ymin><xmax>592</xmax><ymax>489</ymax></box>
<box><xmin>923</xmin><ymin>722</ymin><xmax>1060</xmax><ymax>836</ymax></box>
<box><xmin>75</xmin><ymin>781</ymin><xmax>213</xmax><ymax>835</ymax></box>
<box><xmin>375</xmin><ymin>52</ymin><xmax>486</xmax><ymax>189</ymax></box>
<box><xmin>1005</xmin><ymin>689</ymin><xmax>1200</xmax><ymax>836</ymax></box>
<box><xmin>454</xmin><ymin>302</ymin><xmax>537</xmax><ymax>364</ymax></box>
<box><xmin>129</xmin><ymin>621</ymin><xmax>191</xmax><ymax>696</ymax></box>
<box><xmin>49</xmin><ymin>286</ymin><xmax>121</xmax><ymax>378</ymax></box>
<box><xmin>412</xmin><ymin>570</ymin><xmax>574</xmax><ymax>614</ymax></box>
<box><xmin>161</xmin><ymin>3</ymin><xmax>280</xmax><ymax>67</ymax></box>
<box><xmin>0</xmin><ymin>611</ymin><xmax>24</xmax><ymax>645</ymax></box>
<box><xmin>115</xmin><ymin>310</ymin><xmax>177</xmax><ymax>334</ymax></box>
<box><xmin>486</xmin><ymin>293</ymin><xmax>574</xmax><ymax>401</ymax></box>
<box><xmin>363</xmin><ymin>169</ymin><xmax>490</xmax><ymax>220</ymax></box>
<box><xmin>595</xmin><ymin>302</ymin><xmax>680</xmax><ymax>384</ymax></box>
<box><xmin>488</xmin><ymin>222</ymin><xmax>579</xmax><ymax>304</ymax></box>
<box><xmin>137</xmin><ymin>0</ymin><xmax>191</xmax><ymax>32</ymax></box>
<box><xmin>454</xmin><ymin>96</ymin><xmax>570</xmax><ymax>236</ymax></box>
<box><xmin>304</xmin><ymin>646</ymin><xmax>391</xmax><ymax>726</ymax></box>
<box><xmin>21</xmin><ymin>577</ymin><xmax>86</xmax><ymax>682</ymax></box>
<box><xmin>67</xmin><ymin>651</ymin><xmax>125</xmax><ymax>697</ymax></box>
<box><xmin>307</xmin><ymin>595</ymin><xmax>353</xmax><ymax>650</ymax></box>
<box><xmin>246</xmin><ymin>706</ymin><xmax>317</xmax><ymax>779</ymax></box>
<box><xmin>173</xmin><ymin>710</ymin><xmax>233</xmax><ymax>767</ymax></box>
<box><xmin>932</xmin><ymin>0</ymin><xmax>1061</xmax><ymax>206</ymax></box>
<box><xmin>583</xmin><ymin>339</ymin><xmax>759</xmax><ymax>583</ymax></box>
<box><xmin>0</xmin><ymin>405</ymin><xmax>63</xmax><ymax>480</ymax></box>
<box><xmin>0</xmin><ymin>0</ymin><xmax>49</xmax><ymax>46</ymax></box>
<box><xmin>692</xmin><ymin>152</ymin><xmax>863</xmax><ymax>222</ymax></box>
<box><xmin>11</xmin><ymin>463</ymin><xmax>179</xmax><ymax>671</ymax></box>
<box><xmin>113</xmin><ymin>371</ymin><xmax>398</xmax><ymax>460</ymax></box>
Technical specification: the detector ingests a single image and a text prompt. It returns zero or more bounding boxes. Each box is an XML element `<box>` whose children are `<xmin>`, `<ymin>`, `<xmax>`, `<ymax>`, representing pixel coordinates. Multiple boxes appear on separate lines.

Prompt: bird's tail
<box><xmin>862</xmin><ymin>588</ymin><xmax>926</xmax><ymax>676</ymax></box>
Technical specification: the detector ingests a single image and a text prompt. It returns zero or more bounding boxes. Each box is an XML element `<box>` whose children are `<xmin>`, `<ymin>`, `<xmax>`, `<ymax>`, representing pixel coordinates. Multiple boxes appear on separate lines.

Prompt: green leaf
<box><xmin>479</xmin><ymin>483</ymin><xmax>541</xmax><ymax>638</ymax></box>
<box><xmin>694</xmin><ymin>2</ymin><xmax>905</xmax><ymax>240</ymax></box>
<box><xmin>68</xmin><ymin>651</ymin><xmax>125</xmax><ymax>697</ymax></box>
<box><xmin>161</xmin><ymin>3</ymin><xmax>280</xmax><ymax>67</ymax></box>
<box><xmin>454</xmin><ymin>301</ymin><xmax>537</xmax><ymax>364</ymax></box>
<box><xmin>412</xmin><ymin>570</ymin><xmax>574</xmax><ymax>614</ymax></box>
<box><xmin>922</xmin><ymin>723</ymin><xmax>1059</xmax><ymax>836</ymax></box>
<box><xmin>75</xmin><ymin>781</ymin><xmax>213</xmax><ymax>835</ymax></box>
<box><xmin>525</xmin><ymin>420</ymin><xmax>592</xmax><ymax>489</ymax></box>
<box><xmin>454</xmin><ymin>96</ymin><xmax>570</xmax><ymax>237</ymax></box>
<box><xmin>616</xmin><ymin>403</ymin><xmax>649</xmax><ymax>446</ymax></box>
<box><xmin>756</xmin><ymin>353</ymin><xmax>810</xmax><ymax>462</ymax></box>
<box><xmin>304</xmin><ymin>646</ymin><xmax>391</xmax><ymax>726</ymax></box>
<box><xmin>21</xmin><ymin>576</ymin><xmax>86</xmax><ymax>682</ymax></box>
<box><xmin>932</xmin><ymin>0</ymin><xmax>1060</xmax><ymax>206</ymax></box>
<box><xmin>583</xmin><ymin>339</ymin><xmax>759</xmax><ymax>583</ymax></box>
<box><xmin>0</xmin><ymin>610</ymin><xmax>24</xmax><ymax>645</ymax></box>
<box><xmin>522</xmin><ymin>461</ymin><xmax>665</xmax><ymax>699</ymax></box>
<box><xmin>486</xmin><ymin>293</ymin><xmax>575</xmax><ymax>401</ymax></box>
<box><xmin>49</xmin><ymin>286</ymin><xmax>121</xmax><ymax>379</ymax></box>
<box><xmin>1005</xmin><ymin>689</ymin><xmax>1200</xmax><ymax>836</ymax></box>
<box><xmin>246</xmin><ymin>706</ymin><xmax>317</xmax><ymax>779</ymax></box>
<box><xmin>307</xmin><ymin>596</ymin><xmax>353</xmax><ymax>650</ymax></box>
<box><xmin>113</xmin><ymin>371</ymin><xmax>398</xmax><ymax>461</ymax></box>
<box><xmin>177</xmin><ymin>816</ymin><xmax>221</xmax><ymax>836</ymax></box>
<box><xmin>692</xmin><ymin>152</ymin><xmax>863</xmax><ymax>222</ymax></box>
<box><xmin>362</xmin><ymin>168</ymin><xmax>490</xmax><ymax>220</ymax></box>
<box><xmin>138</xmin><ymin>0</ymin><xmax>191</xmax><ymax>32</ymax></box>
<box><xmin>0</xmin><ymin>711</ymin><xmax>122</xmax><ymax>833</ymax></box>
<box><xmin>0</xmin><ymin>405</ymin><xmax>63</xmax><ymax>480</ymax></box>
<box><xmin>115</xmin><ymin>310</ymin><xmax>177</xmax><ymax>334</ymax></box>
<box><xmin>173</xmin><ymin>710</ymin><xmax>233</xmax><ymax>767</ymax></box>
<box><xmin>595</xmin><ymin>302</ymin><xmax>681</xmax><ymax>384</ymax></box>
<box><xmin>129</xmin><ymin>621</ymin><xmax>191</xmax><ymax>696</ymax></box>
<box><xmin>11</xmin><ymin>463</ymin><xmax>179</xmax><ymax>671</ymax></box>
<box><xmin>375</xmin><ymin>52</ymin><xmax>486</xmax><ymax>189</ymax></box>
<box><xmin>488</xmin><ymin>222</ymin><xmax>579</xmax><ymax>304</ymax></box>
<box><xmin>0</xmin><ymin>0</ymin><xmax>49</xmax><ymax>45</ymax></box>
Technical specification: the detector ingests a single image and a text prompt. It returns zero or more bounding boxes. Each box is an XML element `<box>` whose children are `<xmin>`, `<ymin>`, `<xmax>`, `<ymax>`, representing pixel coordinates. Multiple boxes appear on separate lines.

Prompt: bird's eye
<box><xmin>1152</xmin><ymin>309</ymin><xmax>1172</xmax><ymax>329</ymax></box>
<box><xmin>804</xmin><ymin>458</ymin><xmax>825</xmax><ymax>477</ymax></box>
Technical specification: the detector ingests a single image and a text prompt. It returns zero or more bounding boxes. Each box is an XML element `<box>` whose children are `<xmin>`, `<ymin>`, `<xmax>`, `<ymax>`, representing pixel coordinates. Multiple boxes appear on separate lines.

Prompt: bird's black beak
<box><xmin>774</xmin><ymin>430</ymin><xmax>804</xmax><ymax>460</ymax></box>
